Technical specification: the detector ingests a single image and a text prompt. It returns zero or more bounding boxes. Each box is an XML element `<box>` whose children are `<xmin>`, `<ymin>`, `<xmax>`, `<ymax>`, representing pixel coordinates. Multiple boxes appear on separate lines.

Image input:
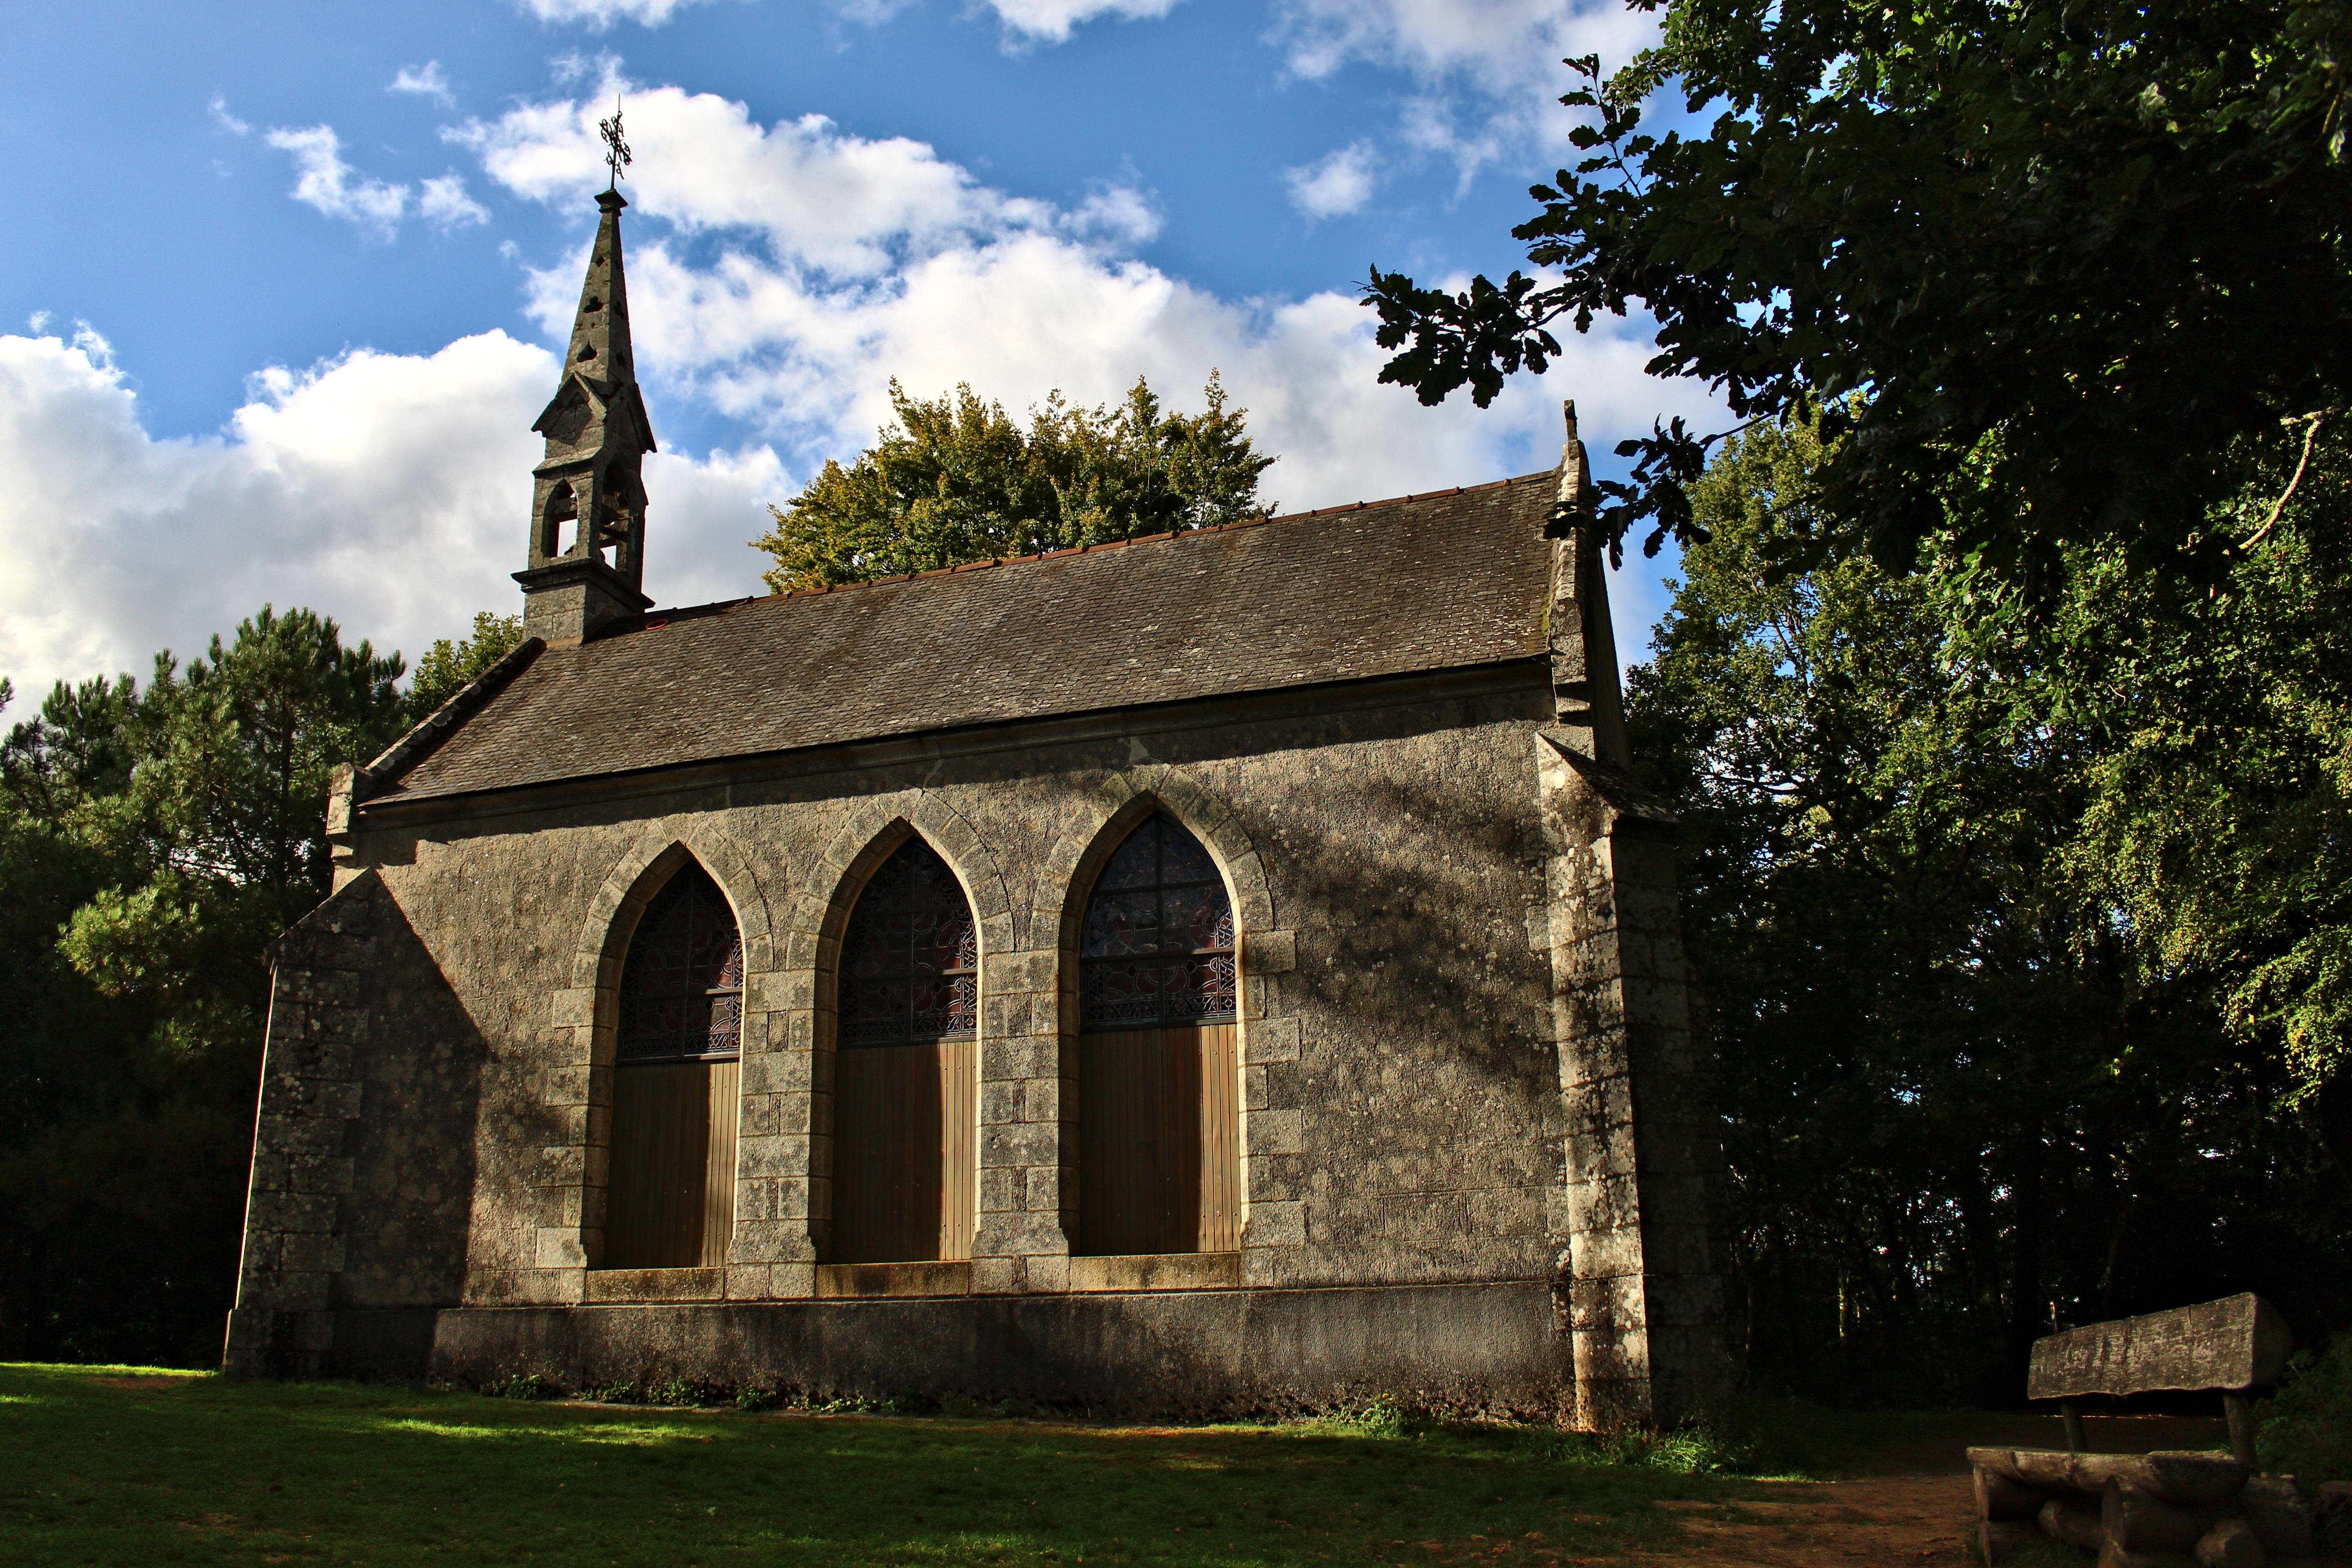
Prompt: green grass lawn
<box><xmin>0</xmin><ymin>1364</ymin><xmax>1774</xmax><ymax>1567</ymax></box>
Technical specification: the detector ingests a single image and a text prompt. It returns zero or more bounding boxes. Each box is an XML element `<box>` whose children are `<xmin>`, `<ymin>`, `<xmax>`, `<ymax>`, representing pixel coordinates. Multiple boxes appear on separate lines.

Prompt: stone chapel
<box><xmin>222</xmin><ymin>184</ymin><xmax>1729</xmax><ymax>1426</ymax></box>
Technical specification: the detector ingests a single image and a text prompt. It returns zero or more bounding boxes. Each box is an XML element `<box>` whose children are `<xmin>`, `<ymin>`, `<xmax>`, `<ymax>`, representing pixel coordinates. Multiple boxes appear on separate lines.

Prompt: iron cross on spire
<box><xmin>598</xmin><ymin>97</ymin><xmax>632</xmax><ymax>189</ymax></box>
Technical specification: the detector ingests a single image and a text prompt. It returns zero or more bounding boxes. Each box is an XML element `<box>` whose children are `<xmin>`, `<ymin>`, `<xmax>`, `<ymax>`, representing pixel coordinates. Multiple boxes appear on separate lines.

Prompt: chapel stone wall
<box><xmin>232</xmin><ymin>664</ymin><xmax>1724</xmax><ymax>1420</ymax></box>
<box><xmin>340</xmin><ymin>675</ymin><xmax>1563</xmax><ymax>1316</ymax></box>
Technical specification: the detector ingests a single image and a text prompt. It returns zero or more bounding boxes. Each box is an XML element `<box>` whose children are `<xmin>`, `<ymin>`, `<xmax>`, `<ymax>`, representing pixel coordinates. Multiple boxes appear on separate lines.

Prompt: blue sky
<box><xmin>0</xmin><ymin>0</ymin><xmax>1715</xmax><ymax>697</ymax></box>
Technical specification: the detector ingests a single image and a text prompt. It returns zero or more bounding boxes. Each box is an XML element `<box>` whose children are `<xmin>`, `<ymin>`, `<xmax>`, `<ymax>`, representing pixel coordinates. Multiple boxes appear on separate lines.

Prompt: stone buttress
<box><xmin>1538</xmin><ymin>401</ymin><xmax>1732</xmax><ymax>1428</ymax></box>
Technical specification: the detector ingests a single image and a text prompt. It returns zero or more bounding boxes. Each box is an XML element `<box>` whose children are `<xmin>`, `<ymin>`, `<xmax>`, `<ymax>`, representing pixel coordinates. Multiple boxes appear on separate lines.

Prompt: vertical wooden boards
<box><xmin>940</xmin><ymin>1038</ymin><xmax>977</xmax><ymax>1262</ymax></box>
<box><xmin>832</xmin><ymin>1040</ymin><xmax>975</xmax><ymax>1264</ymax></box>
<box><xmin>1199</xmin><ymin>1024</ymin><xmax>1239</xmax><ymax>1253</ymax></box>
<box><xmin>700</xmin><ymin>1058</ymin><xmax>739</xmax><ymax>1268</ymax></box>
<box><xmin>1079</xmin><ymin>1025</ymin><xmax>1238</xmax><ymax>1255</ymax></box>
<box><xmin>606</xmin><ymin>1060</ymin><xmax>711</xmax><ymax>1269</ymax></box>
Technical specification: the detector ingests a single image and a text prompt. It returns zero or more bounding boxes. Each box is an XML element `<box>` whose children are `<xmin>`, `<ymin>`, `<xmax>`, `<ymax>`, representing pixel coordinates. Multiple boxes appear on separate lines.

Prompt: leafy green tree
<box><xmin>1633</xmin><ymin>415</ymin><xmax>2352</xmax><ymax>1400</ymax></box>
<box><xmin>1972</xmin><ymin>426</ymin><xmax>2352</xmax><ymax>1093</ymax></box>
<box><xmin>754</xmin><ymin>373</ymin><xmax>1275</xmax><ymax>593</ymax></box>
<box><xmin>0</xmin><ymin>608</ymin><xmax>406</xmax><ymax>1364</ymax></box>
<box><xmin>1364</xmin><ymin>0</ymin><xmax>2351</xmax><ymax>597</ymax></box>
<box><xmin>406</xmin><ymin>610</ymin><xmax>524</xmax><ymax>722</ymax></box>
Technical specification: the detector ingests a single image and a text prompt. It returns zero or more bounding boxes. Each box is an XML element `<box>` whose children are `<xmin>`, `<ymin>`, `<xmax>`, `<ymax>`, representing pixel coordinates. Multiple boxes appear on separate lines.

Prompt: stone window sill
<box><xmin>814</xmin><ymin>1261</ymin><xmax>973</xmax><ymax>1299</ymax></box>
<box><xmin>1066</xmin><ymin>1252</ymin><xmax>1241</xmax><ymax>1293</ymax></box>
<box><xmin>585</xmin><ymin>1266</ymin><xmax>724</xmax><ymax>1303</ymax></box>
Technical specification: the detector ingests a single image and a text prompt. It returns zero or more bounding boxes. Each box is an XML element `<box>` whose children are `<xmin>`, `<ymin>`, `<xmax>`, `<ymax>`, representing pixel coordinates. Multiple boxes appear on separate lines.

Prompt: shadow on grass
<box><xmin>0</xmin><ymin>1364</ymin><xmax>1774</xmax><ymax>1567</ymax></box>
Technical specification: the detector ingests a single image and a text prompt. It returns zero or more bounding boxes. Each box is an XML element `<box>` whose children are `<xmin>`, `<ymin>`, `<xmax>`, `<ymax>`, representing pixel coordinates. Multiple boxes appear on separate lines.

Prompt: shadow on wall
<box><xmin>232</xmin><ymin>871</ymin><xmax>489</xmax><ymax>1380</ymax></box>
<box><xmin>426</xmin><ymin>1280</ymin><xmax>1572</xmax><ymax>1421</ymax></box>
<box><xmin>341</xmin><ymin>877</ymin><xmax>488</xmax><ymax>1313</ymax></box>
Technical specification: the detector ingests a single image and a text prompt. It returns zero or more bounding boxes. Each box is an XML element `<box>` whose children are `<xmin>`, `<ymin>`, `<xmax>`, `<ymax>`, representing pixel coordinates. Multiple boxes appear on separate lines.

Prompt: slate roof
<box><xmin>374</xmin><ymin>469</ymin><xmax>1561</xmax><ymax>803</ymax></box>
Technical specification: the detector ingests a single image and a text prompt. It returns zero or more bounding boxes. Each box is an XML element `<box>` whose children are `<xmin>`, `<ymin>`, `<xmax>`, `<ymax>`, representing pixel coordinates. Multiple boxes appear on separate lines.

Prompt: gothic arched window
<box><xmin>619</xmin><ymin>866</ymin><xmax>743</xmax><ymax>1061</ymax></box>
<box><xmin>843</xmin><ymin>841</ymin><xmax>978</xmax><ymax>1045</ymax></box>
<box><xmin>1081</xmin><ymin>812</ymin><xmax>1237</xmax><ymax>1029</ymax></box>
<box><xmin>604</xmin><ymin>861</ymin><xmax>741</xmax><ymax>1270</ymax></box>
<box><xmin>830</xmin><ymin>838</ymin><xmax>978</xmax><ymax>1264</ymax></box>
<box><xmin>1076</xmin><ymin>812</ymin><xmax>1239</xmax><ymax>1257</ymax></box>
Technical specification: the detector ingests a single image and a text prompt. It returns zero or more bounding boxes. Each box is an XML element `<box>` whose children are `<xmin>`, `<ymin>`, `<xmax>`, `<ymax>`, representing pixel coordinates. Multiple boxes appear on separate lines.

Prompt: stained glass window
<box><xmin>842</xmin><ymin>839</ymin><xmax>979</xmax><ymax>1047</ymax></box>
<box><xmin>1081</xmin><ymin>813</ymin><xmax>1236</xmax><ymax>1030</ymax></box>
<box><xmin>618</xmin><ymin>863</ymin><xmax>743</xmax><ymax>1062</ymax></box>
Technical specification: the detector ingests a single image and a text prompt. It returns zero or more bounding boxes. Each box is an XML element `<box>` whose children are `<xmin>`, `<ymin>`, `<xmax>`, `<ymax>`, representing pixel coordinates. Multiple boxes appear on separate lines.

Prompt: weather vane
<box><xmin>598</xmin><ymin>96</ymin><xmax>632</xmax><ymax>189</ymax></box>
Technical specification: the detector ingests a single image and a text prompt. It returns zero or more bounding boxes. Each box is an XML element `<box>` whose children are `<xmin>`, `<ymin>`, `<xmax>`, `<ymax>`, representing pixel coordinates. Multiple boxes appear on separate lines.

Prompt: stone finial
<box><xmin>1558</xmin><ymin>398</ymin><xmax>1594</xmax><ymax>523</ymax></box>
<box><xmin>1548</xmin><ymin>401</ymin><xmax>1631</xmax><ymax>766</ymax></box>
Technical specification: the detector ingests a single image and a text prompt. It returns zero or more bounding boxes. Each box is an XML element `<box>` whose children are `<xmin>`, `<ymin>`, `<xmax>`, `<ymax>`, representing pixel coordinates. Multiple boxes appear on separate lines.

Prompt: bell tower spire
<box><xmin>515</xmin><ymin>137</ymin><xmax>657</xmax><ymax>646</ymax></box>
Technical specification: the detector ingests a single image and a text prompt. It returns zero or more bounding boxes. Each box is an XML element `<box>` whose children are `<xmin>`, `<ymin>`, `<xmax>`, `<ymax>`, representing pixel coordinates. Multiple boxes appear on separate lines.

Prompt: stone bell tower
<box><xmin>514</xmin><ymin>185</ymin><xmax>657</xmax><ymax>646</ymax></box>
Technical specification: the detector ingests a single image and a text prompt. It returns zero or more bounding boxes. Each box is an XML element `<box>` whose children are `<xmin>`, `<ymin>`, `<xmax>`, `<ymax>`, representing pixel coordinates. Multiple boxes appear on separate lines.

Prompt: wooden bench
<box><xmin>1970</xmin><ymin>1294</ymin><xmax>2320</xmax><ymax>1566</ymax></box>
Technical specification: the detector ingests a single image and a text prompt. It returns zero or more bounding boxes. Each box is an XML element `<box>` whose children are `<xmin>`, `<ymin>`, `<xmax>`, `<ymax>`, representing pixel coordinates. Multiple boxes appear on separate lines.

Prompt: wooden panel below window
<box><xmin>606</xmin><ymin>1058</ymin><xmax>740</xmax><ymax>1269</ymax></box>
<box><xmin>832</xmin><ymin>1038</ymin><xmax>975</xmax><ymax>1264</ymax></box>
<box><xmin>1079</xmin><ymin>1024</ymin><xmax>1237</xmax><ymax>1255</ymax></box>
<box><xmin>701</xmin><ymin>1057</ymin><xmax>740</xmax><ymax>1268</ymax></box>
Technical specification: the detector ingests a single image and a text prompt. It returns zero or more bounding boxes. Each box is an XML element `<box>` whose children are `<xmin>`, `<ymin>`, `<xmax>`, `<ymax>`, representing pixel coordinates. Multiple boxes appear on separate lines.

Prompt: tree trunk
<box><xmin>2009</xmin><ymin>1111</ymin><xmax>2047</xmax><ymax>1382</ymax></box>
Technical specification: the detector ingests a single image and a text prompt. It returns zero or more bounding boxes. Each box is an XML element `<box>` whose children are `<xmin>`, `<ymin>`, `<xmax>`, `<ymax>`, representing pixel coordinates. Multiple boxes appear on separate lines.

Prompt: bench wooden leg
<box><xmin>2223</xmin><ymin>1392</ymin><xmax>2257</xmax><ymax>1468</ymax></box>
<box><xmin>2062</xmin><ymin>1398</ymin><xmax>2086</xmax><ymax>1454</ymax></box>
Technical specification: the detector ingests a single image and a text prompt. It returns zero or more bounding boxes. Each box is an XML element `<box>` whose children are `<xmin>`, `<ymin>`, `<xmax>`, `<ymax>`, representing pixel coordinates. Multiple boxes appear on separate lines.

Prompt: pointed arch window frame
<box><xmin>615</xmin><ymin>862</ymin><xmax>745</xmax><ymax>1063</ymax></box>
<box><xmin>839</xmin><ymin>838</ymin><xmax>980</xmax><ymax>1049</ymax></box>
<box><xmin>1079</xmin><ymin>812</ymin><xmax>1239</xmax><ymax>1032</ymax></box>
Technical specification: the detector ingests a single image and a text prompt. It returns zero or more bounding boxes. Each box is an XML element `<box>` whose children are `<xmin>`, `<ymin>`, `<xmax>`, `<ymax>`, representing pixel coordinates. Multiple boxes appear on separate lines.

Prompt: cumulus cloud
<box><xmin>1274</xmin><ymin>0</ymin><xmax>1652</xmax><ymax>93</ymax></box>
<box><xmin>209</xmin><ymin>95</ymin><xmax>252</xmax><ymax>137</ymax></box>
<box><xmin>263</xmin><ymin>124</ymin><xmax>489</xmax><ymax>235</ymax></box>
<box><xmin>0</xmin><ymin>328</ymin><xmax>784</xmax><ymax>699</ymax></box>
<box><xmin>1284</xmin><ymin>141</ymin><xmax>1378</xmax><ymax>219</ymax></box>
<box><xmin>265</xmin><ymin>124</ymin><xmax>411</xmax><ymax>237</ymax></box>
<box><xmin>448</xmin><ymin>84</ymin><xmax>1088</xmax><ymax>277</ymax></box>
<box><xmin>418</xmin><ymin>174</ymin><xmax>492</xmax><ymax>228</ymax></box>
<box><xmin>469</xmin><ymin>79</ymin><xmax>1709</xmax><ymax>518</ymax></box>
<box><xmin>1065</xmin><ymin>184</ymin><xmax>1163</xmax><ymax>247</ymax></box>
<box><xmin>518</xmin><ymin>0</ymin><xmax>708</xmax><ymax>27</ymax></box>
<box><xmin>518</xmin><ymin>0</ymin><xmax>1179</xmax><ymax>44</ymax></box>
<box><xmin>389</xmin><ymin>61</ymin><xmax>456</xmax><ymax>107</ymax></box>
<box><xmin>1271</xmin><ymin>0</ymin><xmax>1661</xmax><ymax>183</ymax></box>
<box><xmin>5</xmin><ymin>68</ymin><xmax>1706</xmax><ymax>699</ymax></box>
<box><xmin>982</xmin><ymin>0</ymin><xmax>1183</xmax><ymax>45</ymax></box>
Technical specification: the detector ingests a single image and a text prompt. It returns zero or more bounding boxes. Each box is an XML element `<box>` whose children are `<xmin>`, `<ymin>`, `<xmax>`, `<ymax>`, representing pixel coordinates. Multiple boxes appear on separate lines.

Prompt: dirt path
<box><xmin>1638</xmin><ymin>1414</ymin><xmax>2231</xmax><ymax>1567</ymax></box>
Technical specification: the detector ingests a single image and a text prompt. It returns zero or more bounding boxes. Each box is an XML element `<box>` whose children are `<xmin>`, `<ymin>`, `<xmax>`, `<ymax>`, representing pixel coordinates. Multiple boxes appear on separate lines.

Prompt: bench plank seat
<box><xmin>1968</xmin><ymin>1447</ymin><xmax>2251</xmax><ymax>1507</ymax></box>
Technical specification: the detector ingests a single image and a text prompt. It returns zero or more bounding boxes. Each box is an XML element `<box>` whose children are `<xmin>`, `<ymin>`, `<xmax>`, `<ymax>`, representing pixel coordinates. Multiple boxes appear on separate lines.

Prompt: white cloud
<box><xmin>2</xmin><ymin>69</ymin><xmax>1711</xmax><ymax>700</ymax></box>
<box><xmin>449</xmin><ymin>84</ymin><xmax>1080</xmax><ymax>277</ymax></box>
<box><xmin>1065</xmin><ymin>184</ymin><xmax>1163</xmax><ymax>247</ymax></box>
<box><xmin>0</xmin><ymin>328</ymin><xmax>785</xmax><ymax>700</ymax></box>
<box><xmin>519</xmin><ymin>0</ymin><xmax>707</xmax><ymax>27</ymax></box>
<box><xmin>209</xmin><ymin>95</ymin><xmax>252</xmax><ymax>137</ymax></box>
<box><xmin>1274</xmin><ymin>0</ymin><xmax>1651</xmax><ymax>93</ymax></box>
<box><xmin>389</xmin><ymin>61</ymin><xmax>456</xmax><ymax>107</ymax></box>
<box><xmin>265</xmin><ymin>124</ymin><xmax>410</xmax><ymax>238</ymax></box>
<box><xmin>1270</xmin><ymin>0</ymin><xmax>1661</xmax><ymax>183</ymax></box>
<box><xmin>550</xmin><ymin>49</ymin><xmax>622</xmax><ymax>84</ymax></box>
<box><xmin>982</xmin><ymin>0</ymin><xmax>1182</xmax><ymax>45</ymax></box>
<box><xmin>1284</xmin><ymin>141</ymin><xmax>1378</xmax><ymax>220</ymax></box>
<box><xmin>419</xmin><ymin>174</ymin><xmax>492</xmax><ymax>229</ymax></box>
<box><xmin>471</xmin><ymin>80</ymin><xmax>1710</xmax><ymax>522</ymax></box>
<box><xmin>262</xmin><ymin>124</ymin><xmax>490</xmax><ymax>237</ymax></box>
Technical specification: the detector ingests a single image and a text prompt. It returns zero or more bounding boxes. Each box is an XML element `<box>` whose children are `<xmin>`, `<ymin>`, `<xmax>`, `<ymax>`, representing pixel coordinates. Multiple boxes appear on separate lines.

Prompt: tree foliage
<box><xmin>1365</xmin><ymin>0</ymin><xmax>2351</xmax><ymax>598</ymax></box>
<box><xmin>406</xmin><ymin>611</ymin><xmax>524</xmax><ymax>721</ymax></box>
<box><xmin>753</xmin><ymin>374</ymin><xmax>1274</xmax><ymax>593</ymax></box>
<box><xmin>0</xmin><ymin>608</ymin><xmax>407</xmax><ymax>1363</ymax></box>
<box><xmin>1634</xmin><ymin>415</ymin><xmax>2352</xmax><ymax>1400</ymax></box>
